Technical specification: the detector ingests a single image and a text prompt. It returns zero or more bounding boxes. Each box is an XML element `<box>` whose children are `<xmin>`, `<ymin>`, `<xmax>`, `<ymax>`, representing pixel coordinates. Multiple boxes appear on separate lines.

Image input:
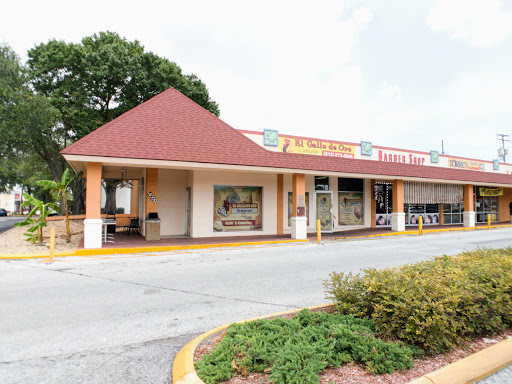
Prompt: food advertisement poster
<box><xmin>287</xmin><ymin>192</ymin><xmax>310</xmax><ymax>226</ymax></box>
<box><xmin>338</xmin><ymin>192</ymin><xmax>363</xmax><ymax>225</ymax></box>
<box><xmin>279</xmin><ymin>137</ymin><xmax>354</xmax><ymax>159</ymax></box>
<box><xmin>213</xmin><ymin>186</ymin><xmax>262</xmax><ymax>232</ymax></box>
<box><xmin>316</xmin><ymin>192</ymin><xmax>332</xmax><ymax>231</ymax></box>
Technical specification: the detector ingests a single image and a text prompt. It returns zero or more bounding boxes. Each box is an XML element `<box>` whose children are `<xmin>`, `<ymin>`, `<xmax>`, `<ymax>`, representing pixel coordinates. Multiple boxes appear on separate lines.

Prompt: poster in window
<box><xmin>338</xmin><ymin>192</ymin><xmax>364</xmax><ymax>225</ymax></box>
<box><xmin>316</xmin><ymin>192</ymin><xmax>332</xmax><ymax>231</ymax></box>
<box><xmin>288</xmin><ymin>192</ymin><xmax>310</xmax><ymax>226</ymax></box>
<box><xmin>213</xmin><ymin>186</ymin><xmax>262</xmax><ymax>232</ymax></box>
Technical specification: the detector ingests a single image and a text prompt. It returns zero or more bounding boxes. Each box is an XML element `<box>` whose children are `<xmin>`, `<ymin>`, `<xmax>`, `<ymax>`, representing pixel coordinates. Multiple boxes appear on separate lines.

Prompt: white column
<box><xmin>84</xmin><ymin>219</ymin><xmax>103</xmax><ymax>249</ymax></box>
<box><xmin>291</xmin><ymin>217</ymin><xmax>307</xmax><ymax>239</ymax></box>
<box><xmin>463</xmin><ymin>211</ymin><xmax>476</xmax><ymax>227</ymax></box>
<box><xmin>391</xmin><ymin>212</ymin><xmax>406</xmax><ymax>232</ymax></box>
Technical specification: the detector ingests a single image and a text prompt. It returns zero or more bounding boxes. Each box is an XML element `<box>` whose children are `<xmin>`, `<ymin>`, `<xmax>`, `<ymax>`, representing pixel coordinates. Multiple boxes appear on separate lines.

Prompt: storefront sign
<box><xmin>338</xmin><ymin>192</ymin><xmax>363</xmax><ymax>225</ymax></box>
<box><xmin>378</xmin><ymin>150</ymin><xmax>426</xmax><ymax>165</ymax></box>
<box><xmin>479</xmin><ymin>187</ymin><xmax>503</xmax><ymax>196</ymax></box>
<box><xmin>448</xmin><ymin>159</ymin><xmax>485</xmax><ymax>171</ymax></box>
<box><xmin>288</xmin><ymin>192</ymin><xmax>309</xmax><ymax>226</ymax></box>
<box><xmin>279</xmin><ymin>137</ymin><xmax>354</xmax><ymax>159</ymax></box>
<box><xmin>213</xmin><ymin>186</ymin><xmax>262</xmax><ymax>232</ymax></box>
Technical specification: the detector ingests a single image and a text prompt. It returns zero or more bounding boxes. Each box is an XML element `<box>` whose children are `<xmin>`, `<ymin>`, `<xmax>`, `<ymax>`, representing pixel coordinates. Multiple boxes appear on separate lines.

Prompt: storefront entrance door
<box><xmin>316</xmin><ymin>191</ymin><xmax>333</xmax><ymax>233</ymax></box>
<box><xmin>185</xmin><ymin>187</ymin><xmax>191</xmax><ymax>236</ymax></box>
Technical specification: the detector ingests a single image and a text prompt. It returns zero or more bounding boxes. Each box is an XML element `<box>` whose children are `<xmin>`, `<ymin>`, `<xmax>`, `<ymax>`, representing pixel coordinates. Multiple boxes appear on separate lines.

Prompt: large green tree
<box><xmin>1</xmin><ymin>32</ymin><xmax>220</xmax><ymax>214</ymax></box>
<box><xmin>0</xmin><ymin>44</ymin><xmax>61</xmax><ymax>198</ymax></box>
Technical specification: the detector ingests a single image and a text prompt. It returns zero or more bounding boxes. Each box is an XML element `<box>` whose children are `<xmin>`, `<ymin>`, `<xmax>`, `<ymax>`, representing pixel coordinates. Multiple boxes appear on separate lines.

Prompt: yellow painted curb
<box><xmin>0</xmin><ymin>239</ymin><xmax>310</xmax><ymax>260</ymax></box>
<box><xmin>74</xmin><ymin>239</ymin><xmax>310</xmax><ymax>256</ymax></box>
<box><xmin>408</xmin><ymin>337</ymin><xmax>512</xmax><ymax>384</ymax></box>
<box><xmin>333</xmin><ymin>223</ymin><xmax>512</xmax><ymax>240</ymax></box>
<box><xmin>0</xmin><ymin>251</ymin><xmax>75</xmax><ymax>260</ymax></box>
<box><xmin>172</xmin><ymin>303</ymin><xmax>333</xmax><ymax>384</ymax></box>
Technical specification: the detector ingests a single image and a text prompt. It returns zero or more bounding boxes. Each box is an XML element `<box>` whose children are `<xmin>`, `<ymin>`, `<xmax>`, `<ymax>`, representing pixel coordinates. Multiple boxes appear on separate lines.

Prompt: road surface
<box><xmin>1</xmin><ymin>228</ymin><xmax>511</xmax><ymax>384</ymax></box>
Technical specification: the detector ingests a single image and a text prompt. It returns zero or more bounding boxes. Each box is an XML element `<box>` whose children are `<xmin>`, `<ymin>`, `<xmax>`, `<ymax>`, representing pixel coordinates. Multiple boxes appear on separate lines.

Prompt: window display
<box><xmin>213</xmin><ymin>186</ymin><xmax>263</xmax><ymax>232</ymax></box>
<box><xmin>338</xmin><ymin>178</ymin><xmax>364</xmax><ymax>226</ymax></box>
<box><xmin>474</xmin><ymin>186</ymin><xmax>499</xmax><ymax>223</ymax></box>
<box><xmin>375</xmin><ymin>183</ymin><xmax>392</xmax><ymax>226</ymax></box>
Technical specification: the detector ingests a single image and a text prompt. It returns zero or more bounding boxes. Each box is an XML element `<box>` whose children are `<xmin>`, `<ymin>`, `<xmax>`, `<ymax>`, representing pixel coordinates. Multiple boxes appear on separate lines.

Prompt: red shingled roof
<box><xmin>61</xmin><ymin>87</ymin><xmax>512</xmax><ymax>185</ymax></box>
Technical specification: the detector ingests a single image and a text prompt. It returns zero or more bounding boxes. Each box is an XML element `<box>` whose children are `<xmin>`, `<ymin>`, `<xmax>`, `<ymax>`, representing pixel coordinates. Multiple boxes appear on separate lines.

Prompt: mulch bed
<box><xmin>193</xmin><ymin>306</ymin><xmax>512</xmax><ymax>384</ymax></box>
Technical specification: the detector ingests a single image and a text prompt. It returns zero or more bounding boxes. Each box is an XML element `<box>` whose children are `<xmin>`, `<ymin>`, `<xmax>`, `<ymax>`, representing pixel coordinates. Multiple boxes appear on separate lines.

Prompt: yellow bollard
<box><xmin>316</xmin><ymin>219</ymin><xmax>321</xmax><ymax>244</ymax></box>
<box><xmin>487</xmin><ymin>214</ymin><xmax>491</xmax><ymax>230</ymax></box>
<box><xmin>418</xmin><ymin>215</ymin><xmax>423</xmax><ymax>236</ymax></box>
<box><xmin>44</xmin><ymin>228</ymin><xmax>55</xmax><ymax>264</ymax></box>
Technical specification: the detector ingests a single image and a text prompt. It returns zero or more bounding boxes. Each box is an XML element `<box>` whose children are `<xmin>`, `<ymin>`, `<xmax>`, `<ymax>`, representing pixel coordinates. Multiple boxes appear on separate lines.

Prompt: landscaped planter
<box><xmin>172</xmin><ymin>304</ymin><xmax>512</xmax><ymax>384</ymax></box>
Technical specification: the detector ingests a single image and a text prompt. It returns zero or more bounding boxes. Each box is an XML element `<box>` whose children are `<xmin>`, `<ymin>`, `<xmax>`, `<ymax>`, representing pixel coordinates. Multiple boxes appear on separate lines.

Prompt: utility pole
<box><xmin>497</xmin><ymin>134</ymin><xmax>510</xmax><ymax>163</ymax></box>
<box><xmin>441</xmin><ymin>140</ymin><xmax>445</xmax><ymax>155</ymax></box>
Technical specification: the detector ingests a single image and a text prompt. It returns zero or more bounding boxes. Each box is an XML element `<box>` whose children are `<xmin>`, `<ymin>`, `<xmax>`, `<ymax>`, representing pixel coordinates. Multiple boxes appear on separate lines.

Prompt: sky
<box><xmin>2</xmin><ymin>0</ymin><xmax>512</xmax><ymax>162</ymax></box>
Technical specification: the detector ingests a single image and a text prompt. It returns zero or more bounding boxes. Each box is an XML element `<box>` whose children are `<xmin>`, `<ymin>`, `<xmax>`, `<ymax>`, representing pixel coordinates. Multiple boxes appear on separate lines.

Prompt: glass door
<box><xmin>185</xmin><ymin>187</ymin><xmax>191</xmax><ymax>236</ymax></box>
<box><xmin>316</xmin><ymin>191</ymin><xmax>333</xmax><ymax>233</ymax></box>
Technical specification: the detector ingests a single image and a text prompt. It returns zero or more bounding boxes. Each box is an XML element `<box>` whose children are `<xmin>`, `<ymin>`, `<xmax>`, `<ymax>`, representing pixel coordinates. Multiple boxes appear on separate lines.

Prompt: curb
<box><xmin>0</xmin><ymin>239</ymin><xmax>310</xmax><ymax>260</ymax></box>
<box><xmin>172</xmin><ymin>305</ymin><xmax>512</xmax><ymax>384</ymax></box>
<box><xmin>172</xmin><ymin>304</ymin><xmax>332</xmax><ymax>384</ymax></box>
<box><xmin>3</xmin><ymin>224</ymin><xmax>512</xmax><ymax>260</ymax></box>
<box><xmin>333</xmin><ymin>223</ymin><xmax>512</xmax><ymax>240</ymax></box>
<box><xmin>408</xmin><ymin>337</ymin><xmax>512</xmax><ymax>384</ymax></box>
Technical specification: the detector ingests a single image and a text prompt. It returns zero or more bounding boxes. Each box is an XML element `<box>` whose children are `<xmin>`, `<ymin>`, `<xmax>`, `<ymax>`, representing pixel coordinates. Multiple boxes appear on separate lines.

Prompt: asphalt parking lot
<box><xmin>1</xmin><ymin>228</ymin><xmax>512</xmax><ymax>384</ymax></box>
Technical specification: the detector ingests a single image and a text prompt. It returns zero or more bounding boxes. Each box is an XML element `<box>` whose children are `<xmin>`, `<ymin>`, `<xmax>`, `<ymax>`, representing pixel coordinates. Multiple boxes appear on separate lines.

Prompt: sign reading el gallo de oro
<box><xmin>279</xmin><ymin>137</ymin><xmax>355</xmax><ymax>159</ymax></box>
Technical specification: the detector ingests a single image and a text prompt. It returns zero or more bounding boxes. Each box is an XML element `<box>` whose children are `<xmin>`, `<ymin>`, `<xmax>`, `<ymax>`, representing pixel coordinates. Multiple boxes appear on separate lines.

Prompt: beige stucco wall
<box><xmin>190</xmin><ymin>170</ymin><xmax>277</xmax><ymax>237</ymax></box>
<box><xmin>158</xmin><ymin>169</ymin><xmax>187</xmax><ymax>236</ymax></box>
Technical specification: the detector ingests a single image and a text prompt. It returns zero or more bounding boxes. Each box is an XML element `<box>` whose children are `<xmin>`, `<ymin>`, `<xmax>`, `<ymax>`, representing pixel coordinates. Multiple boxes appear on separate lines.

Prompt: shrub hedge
<box><xmin>195</xmin><ymin>309</ymin><xmax>414</xmax><ymax>384</ymax></box>
<box><xmin>324</xmin><ymin>248</ymin><xmax>512</xmax><ymax>354</ymax></box>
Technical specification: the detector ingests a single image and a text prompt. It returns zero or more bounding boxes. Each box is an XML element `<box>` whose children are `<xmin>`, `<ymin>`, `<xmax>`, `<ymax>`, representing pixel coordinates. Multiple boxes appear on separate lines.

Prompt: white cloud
<box><xmin>378</xmin><ymin>84</ymin><xmax>401</xmax><ymax>100</ymax></box>
<box><xmin>427</xmin><ymin>0</ymin><xmax>512</xmax><ymax>47</ymax></box>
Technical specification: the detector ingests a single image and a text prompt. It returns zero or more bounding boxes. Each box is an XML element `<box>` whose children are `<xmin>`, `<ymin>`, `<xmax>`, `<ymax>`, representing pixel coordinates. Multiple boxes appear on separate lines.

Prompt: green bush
<box><xmin>195</xmin><ymin>309</ymin><xmax>413</xmax><ymax>384</ymax></box>
<box><xmin>324</xmin><ymin>248</ymin><xmax>512</xmax><ymax>354</ymax></box>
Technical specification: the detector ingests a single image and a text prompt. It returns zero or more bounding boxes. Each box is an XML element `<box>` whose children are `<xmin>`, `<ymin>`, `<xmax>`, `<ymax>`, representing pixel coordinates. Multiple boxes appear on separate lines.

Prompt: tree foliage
<box><xmin>1</xmin><ymin>32</ymin><xmax>220</xmax><ymax>214</ymax></box>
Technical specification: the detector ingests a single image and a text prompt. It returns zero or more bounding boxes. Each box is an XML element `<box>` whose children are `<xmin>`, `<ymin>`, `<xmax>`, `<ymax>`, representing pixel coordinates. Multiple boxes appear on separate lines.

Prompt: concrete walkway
<box><xmin>79</xmin><ymin>221</ymin><xmax>511</xmax><ymax>250</ymax></box>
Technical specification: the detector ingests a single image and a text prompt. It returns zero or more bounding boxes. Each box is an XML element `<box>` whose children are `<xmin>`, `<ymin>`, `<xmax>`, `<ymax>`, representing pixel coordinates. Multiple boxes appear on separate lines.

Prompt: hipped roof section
<box><xmin>61</xmin><ymin>87</ymin><xmax>512</xmax><ymax>186</ymax></box>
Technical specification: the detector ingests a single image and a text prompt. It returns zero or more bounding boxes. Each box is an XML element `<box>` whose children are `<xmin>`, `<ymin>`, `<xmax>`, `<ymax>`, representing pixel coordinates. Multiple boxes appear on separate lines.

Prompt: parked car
<box><xmin>0</xmin><ymin>208</ymin><xmax>7</xmax><ymax>216</ymax></box>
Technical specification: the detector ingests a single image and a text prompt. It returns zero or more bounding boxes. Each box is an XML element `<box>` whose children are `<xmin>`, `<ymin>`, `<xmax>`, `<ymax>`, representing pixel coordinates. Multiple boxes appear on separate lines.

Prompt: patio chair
<box><xmin>124</xmin><ymin>218</ymin><xmax>140</xmax><ymax>235</ymax></box>
<box><xmin>105</xmin><ymin>214</ymin><xmax>116</xmax><ymax>234</ymax></box>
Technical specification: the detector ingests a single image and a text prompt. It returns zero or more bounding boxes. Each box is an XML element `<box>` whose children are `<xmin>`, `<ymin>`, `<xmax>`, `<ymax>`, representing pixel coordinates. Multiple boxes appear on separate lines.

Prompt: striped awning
<box><xmin>404</xmin><ymin>182</ymin><xmax>463</xmax><ymax>204</ymax></box>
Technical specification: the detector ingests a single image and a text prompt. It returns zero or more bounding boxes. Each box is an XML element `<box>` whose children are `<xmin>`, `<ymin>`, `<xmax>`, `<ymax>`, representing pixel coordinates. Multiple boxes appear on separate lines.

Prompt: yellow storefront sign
<box><xmin>479</xmin><ymin>187</ymin><xmax>503</xmax><ymax>196</ymax></box>
<box><xmin>279</xmin><ymin>137</ymin><xmax>355</xmax><ymax>159</ymax></box>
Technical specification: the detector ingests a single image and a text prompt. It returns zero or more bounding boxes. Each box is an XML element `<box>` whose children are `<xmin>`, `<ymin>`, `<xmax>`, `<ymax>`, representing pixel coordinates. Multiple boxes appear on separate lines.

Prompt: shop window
<box><xmin>443</xmin><ymin>203</ymin><xmax>464</xmax><ymax>225</ymax></box>
<box><xmin>338</xmin><ymin>178</ymin><xmax>363</xmax><ymax>192</ymax></box>
<box><xmin>474</xmin><ymin>186</ymin><xmax>499</xmax><ymax>223</ymax></box>
<box><xmin>338</xmin><ymin>178</ymin><xmax>364</xmax><ymax>226</ymax></box>
<box><xmin>375</xmin><ymin>182</ymin><xmax>392</xmax><ymax>226</ymax></box>
<box><xmin>315</xmin><ymin>176</ymin><xmax>330</xmax><ymax>191</ymax></box>
<box><xmin>213</xmin><ymin>186</ymin><xmax>263</xmax><ymax>232</ymax></box>
<box><xmin>404</xmin><ymin>204</ymin><xmax>440</xmax><ymax>225</ymax></box>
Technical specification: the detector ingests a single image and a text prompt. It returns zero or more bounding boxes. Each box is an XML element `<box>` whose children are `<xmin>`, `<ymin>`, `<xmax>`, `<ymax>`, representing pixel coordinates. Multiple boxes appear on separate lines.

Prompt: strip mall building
<box><xmin>61</xmin><ymin>88</ymin><xmax>512</xmax><ymax>248</ymax></box>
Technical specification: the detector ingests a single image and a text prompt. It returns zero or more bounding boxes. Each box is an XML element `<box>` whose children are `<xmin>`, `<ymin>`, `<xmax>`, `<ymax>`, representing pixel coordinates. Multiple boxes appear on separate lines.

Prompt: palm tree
<box><xmin>37</xmin><ymin>168</ymin><xmax>81</xmax><ymax>242</ymax></box>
